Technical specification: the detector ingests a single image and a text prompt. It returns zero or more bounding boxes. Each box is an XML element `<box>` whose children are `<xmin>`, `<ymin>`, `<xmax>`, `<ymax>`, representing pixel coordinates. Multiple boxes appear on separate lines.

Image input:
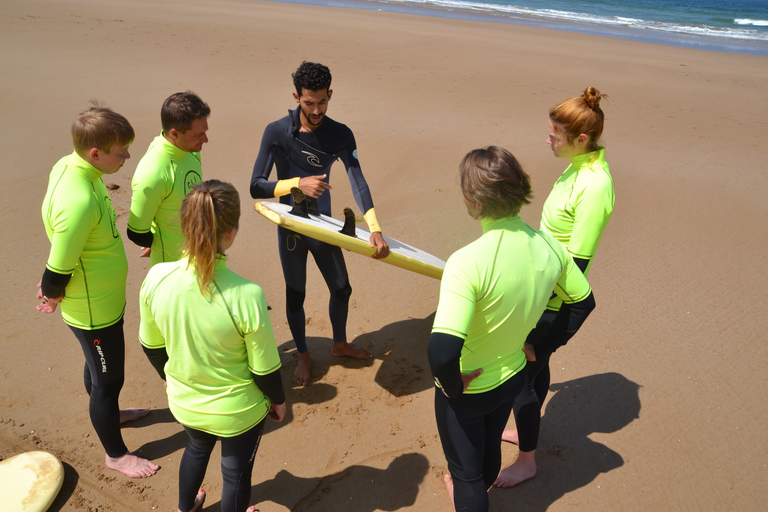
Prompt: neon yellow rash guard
<box><xmin>541</xmin><ymin>148</ymin><xmax>614</xmax><ymax>310</ymax></box>
<box><xmin>128</xmin><ymin>134</ymin><xmax>202</xmax><ymax>265</ymax></box>
<box><xmin>139</xmin><ymin>257</ymin><xmax>281</xmax><ymax>437</ymax></box>
<box><xmin>41</xmin><ymin>152</ymin><xmax>127</xmax><ymax>330</ymax></box>
<box><xmin>432</xmin><ymin>216</ymin><xmax>591</xmax><ymax>394</ymax></box>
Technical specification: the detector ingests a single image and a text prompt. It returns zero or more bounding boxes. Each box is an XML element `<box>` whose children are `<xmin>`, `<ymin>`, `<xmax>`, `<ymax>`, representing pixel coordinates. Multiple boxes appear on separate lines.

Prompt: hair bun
<box><xmin>582</xmin><ymin>86</ymin><xmax>604</xmax><ymax>110</ymax></box>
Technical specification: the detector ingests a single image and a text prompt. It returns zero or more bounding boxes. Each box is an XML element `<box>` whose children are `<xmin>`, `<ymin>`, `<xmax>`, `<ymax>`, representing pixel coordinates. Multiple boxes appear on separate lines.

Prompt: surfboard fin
<box><xmin>289</xmin><ymin>187</ymin><xmax>319</xmax><ymax>218</ymax></box>
<box><xmin>339</xmin><ymin>207</ymin><xmax>357</xmax><ymax>237</ymax></box>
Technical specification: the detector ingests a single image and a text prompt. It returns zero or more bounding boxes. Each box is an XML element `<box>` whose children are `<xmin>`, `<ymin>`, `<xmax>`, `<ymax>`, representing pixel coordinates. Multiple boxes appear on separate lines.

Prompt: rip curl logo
<box><xmin>184</xmin><ymin>170</ymin><xmax>202</xmax><ymax>193</ymax></box>
<box><xmin>104</xmin><ymin>196</ymin><xmax>119</xmax><ymax>238</ymax></box>
<box><xmin>93</xmin><ymin>338</ymin><xmax>108</xmax><ymax>373</ymax></box>
<box><xmin>302</xmin><ymin>151</ymin><xmax>322</xmax><ymax>168</ymax></box>
<box><xmin>352</xmin><ymin>149</ymin><xmax>358</xmax><ymax>160</ymax></box>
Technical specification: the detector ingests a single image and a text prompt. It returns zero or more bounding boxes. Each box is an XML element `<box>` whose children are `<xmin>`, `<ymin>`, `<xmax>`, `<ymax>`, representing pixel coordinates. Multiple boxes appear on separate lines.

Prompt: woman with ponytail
<box><xmin>139</xmin><ymin>180</ymin><xmax>285</xmax><ymax>512</ymax></box>
<box><xmin>497</xmin><ymin>88</ymin><xmax>614</xmax><ymax>487</ymax></box>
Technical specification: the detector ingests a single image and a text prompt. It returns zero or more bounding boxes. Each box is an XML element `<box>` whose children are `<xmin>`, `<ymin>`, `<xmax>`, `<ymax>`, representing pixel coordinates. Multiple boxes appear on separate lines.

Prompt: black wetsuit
<box><xmin>250</xmin><ymin>107</ymin><xmax>376</xmax><ymax>352</ymax></box>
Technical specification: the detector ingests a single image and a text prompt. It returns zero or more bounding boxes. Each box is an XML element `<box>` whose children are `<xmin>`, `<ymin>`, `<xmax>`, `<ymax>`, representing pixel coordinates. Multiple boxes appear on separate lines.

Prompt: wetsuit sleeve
<box><xmin>46</xmin><ymin>191</ymin><xmax>97</xmax><ymax>276</ymax></box>
<box><xmin>573</xmin><ymin>257</ymin><xmax>590</xmax><ymax>274</ymax></box>
<box><xmin>535</xmin><ymin>291</ymin><xmax>595</xmax><ymax>359</ymax></box>
<box><xmin>568</xmin><ymin>178</ymin><xmax>613</xmax><ymax>260</ymax></box>
<box><xmin>428</xmin><ymin>332</ymin><xmax>466</xmax><ymax>399</ymax></box>
<box><xmin>40</xmin><ymin>267</ymin><xmax>71</xmax><ymax>299</ymax></box>
<box><xmin>127</xmin><ymin>163</ymin><xmax>168</xmax><ymax>242</ymax></box>
<box><xmin>243</xmin><ymin>290</ymin><xmax>282</xmax><ymax>377</ymax></box>
<box><xmin>138</xmin><ymin>275</ymin><xmax>167</xmax><ymax>350</ymax></box>
<box><xmin>250</xmin><ymin>124</ymin><xmax>281</xmax><ymax>199</ymax></box>
<box><xmin>126</xmin><ymin>227</ymin><xmax>154</xmax><ymax>248</ymax></box>
<box><xmin>252</xmin><ymin>369</ymin><xmax>285</xmax><ymax>405</ymax></box>
<box><xmin>552</xmin><ymin>250</ymin><xmax>592</xmax><ymax>305</ymax></box>
<box><xmin>338</xmin><ymin>130</ymin><xmax>376</xmax><ymax>220</ymax></box>
<box><xmin>142</xmin><ymin>346</ymin><xmax>168</xmax><ymax>380</ymax></box>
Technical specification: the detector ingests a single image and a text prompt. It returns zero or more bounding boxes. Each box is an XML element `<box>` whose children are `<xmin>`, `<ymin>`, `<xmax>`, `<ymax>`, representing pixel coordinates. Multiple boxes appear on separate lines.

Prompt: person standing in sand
<box><xmin>496</xmin><ymin>87</ymin><xmax>614</xmax><ymax>488</ymax></box>
<box><xmin>127</xmin><ymin>91</ymin><xmax>210</xmax><ymax>265</ymax></box>
<box><xmin>429</xmin><ymin>146</ymin><xmax>595</xmax><ymax>512</ymax></box>
<box><xmin>139</xmin><ymin>180</ymin><xmax>286</xmax><ymax>512</ymax></box>
<box><xmin>250</xmin><ymin>61</ymin><xmax>389</xmax><ymax>386</ymax></box>
<box><xmin>35</xmin><ymin>106</ymin><xmax>159</xmax><ymax>478</ymax></box>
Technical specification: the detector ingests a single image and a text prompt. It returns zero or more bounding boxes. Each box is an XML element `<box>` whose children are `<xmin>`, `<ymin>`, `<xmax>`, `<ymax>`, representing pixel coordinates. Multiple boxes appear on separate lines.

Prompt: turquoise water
<box><xmin>269</xmin><ymin>0</ymin><xmax>768</xmax><ymax>55</ymax></box>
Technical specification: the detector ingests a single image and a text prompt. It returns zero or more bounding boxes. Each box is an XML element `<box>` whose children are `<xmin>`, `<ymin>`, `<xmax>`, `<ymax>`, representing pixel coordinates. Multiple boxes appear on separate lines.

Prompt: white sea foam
<box><xmin>734</xmin><ymin>19</ymin><xmax>768</xmax><ymax>27</ymax></box>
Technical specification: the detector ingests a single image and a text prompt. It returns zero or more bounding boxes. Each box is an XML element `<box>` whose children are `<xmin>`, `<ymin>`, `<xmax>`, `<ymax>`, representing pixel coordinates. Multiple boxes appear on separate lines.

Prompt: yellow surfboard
<box><xmin>0</xmin><ymin>451</ymin><xmax>65</xmax><ymax>512</ymax></box>
<box><xmin>254</xmin><ymin>201</ymin><xmax>445</xmax><ymax>280</ymax></box>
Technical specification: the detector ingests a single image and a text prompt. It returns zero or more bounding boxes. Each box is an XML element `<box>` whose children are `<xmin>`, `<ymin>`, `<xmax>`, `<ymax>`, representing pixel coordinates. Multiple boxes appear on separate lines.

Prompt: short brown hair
<box><xmin>71</xmin><ymin>106</ymin><xmax>134</xmax><ymax>157</ymax></box>
<box><xmin>459</xmin><ymin>146</ymin><xmax>532</xmax><ymax>219</ymax></box>
<box><xmin>550</xmin><ymin>86</ymin><xmax>608</xmax><ymax>152</ymax></box>
<box><xmin>161</xmin><ymin>91</ymin><xmax>210</xmax><ymax>133</ymax></box>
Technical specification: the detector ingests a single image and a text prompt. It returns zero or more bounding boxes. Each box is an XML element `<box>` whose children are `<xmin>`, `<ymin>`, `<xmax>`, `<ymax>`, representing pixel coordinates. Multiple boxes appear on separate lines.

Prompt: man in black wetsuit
<box><xmin>250</xmin><ymin>61</ymin><xmax>389</xmax><ymax>386</ymax></box>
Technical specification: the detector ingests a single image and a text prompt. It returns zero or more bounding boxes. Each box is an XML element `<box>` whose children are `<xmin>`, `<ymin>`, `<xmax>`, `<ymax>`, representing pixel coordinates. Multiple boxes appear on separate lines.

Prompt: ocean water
<box><xmin>270</xmin><ymin>0</ymin><xmax>768</xmax><ymax>55</ymax></box>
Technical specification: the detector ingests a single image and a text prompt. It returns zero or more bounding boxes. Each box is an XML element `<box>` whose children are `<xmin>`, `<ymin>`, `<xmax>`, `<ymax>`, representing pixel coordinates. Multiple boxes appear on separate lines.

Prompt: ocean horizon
<box><xmin>266</xmin><ymin>0</ymin><xmax>768</xmax><ymax>56</ymax></box>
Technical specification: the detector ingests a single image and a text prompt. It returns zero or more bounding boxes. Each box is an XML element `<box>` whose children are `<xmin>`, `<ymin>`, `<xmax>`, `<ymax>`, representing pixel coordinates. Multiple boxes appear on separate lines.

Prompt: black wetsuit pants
<box><xmin>278</xmin><ymin>226</ymin><xmax>352</xmax><ymax>352</ymax></box>
<box><xmin>434</xmin><ymin>370</ymin><xmax>529</xmax><ymax>512</ymax></box>
<box><xmin>68</xmin><ymin>316</ymin><xmax>128</xmax><ymax>458</ymax></box>
<box><xmin>178</xmin><ymin>420</ymin><xmax>265</xmax><ymax>512</ymax></box>
<box><xmin>512</xmin><ymin>308</ymin><xmax>558</xmax><ymax>451</ymax></box>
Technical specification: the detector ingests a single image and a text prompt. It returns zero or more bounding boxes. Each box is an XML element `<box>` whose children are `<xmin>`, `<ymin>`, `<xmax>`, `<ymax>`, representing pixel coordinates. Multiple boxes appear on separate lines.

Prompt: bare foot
<box><xmin>177</xmin><ymin>489</ymin><xmax>206</xmax><ymax>512</ymax></box>
<box><xmin>443</xmin><ymin>474</ymin><xmax>456</xmax><ymax>511</ymax></box>
<box><xmin>501</xmin><ymin>428</ymin><xmax>519</xmax><ymax>444</ymax></box>
<box><xmin>105</xmin><ymin>452</ymin><xmax>160</xmax><ymax>478</ymax></box>
<box><xmin>495</xmin><ymin>450</ymin><xmax>536</xmax><ymax>488</ymax></box>
<box><xmin>331</xmin><ymin>341</ymin><xmax>372</xmax><ymax>359</ymax></box>
<box><xmin>294</xmin><ymin>351</ymin><xmax>312</xmax><ymax>386</ymax></box>
<box><xmin>120</xmin><ymin>408</ymin><xmax>150</xmax><ymax>423</ymax></box>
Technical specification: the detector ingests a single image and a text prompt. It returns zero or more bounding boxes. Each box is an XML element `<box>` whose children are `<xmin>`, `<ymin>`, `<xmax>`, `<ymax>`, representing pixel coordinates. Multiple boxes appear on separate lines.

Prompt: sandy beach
<box><xmin>2</xmin><ymin>0</ymin><xmax>767</xmax><ymax>510</ymax></box>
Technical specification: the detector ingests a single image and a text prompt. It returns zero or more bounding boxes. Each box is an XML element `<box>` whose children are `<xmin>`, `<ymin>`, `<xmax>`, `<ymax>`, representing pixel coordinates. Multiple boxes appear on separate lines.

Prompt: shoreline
<box><xmin>267</xmin><ymin>0</ymin><xmax>768</xmax><ymax>55</ymax></box>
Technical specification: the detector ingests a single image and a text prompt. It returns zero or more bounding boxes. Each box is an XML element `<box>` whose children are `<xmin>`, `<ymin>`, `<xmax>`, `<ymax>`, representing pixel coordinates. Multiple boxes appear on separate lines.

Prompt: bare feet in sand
<box><xmin>119</xmin><ymin>408</ymin><xmax>150</xmax><ymax>423</ymax></box>
<box><xmin>501</xmin><ymin>427</ymin><xmax>519</xmax><ymax>444</ymax></box>
<box><xmin>495</xmin><ymin>450</ymin><xmax>536</xmax><ymax>488</ymax></box>
<box><xmin>443</xmin><ymin>474</ymin><xmax>456</xmax><ymax>511</ymax></box>
<box><xmin>331</xmin><ymin>340</ymin><xmax>372</xmax><ymax>360</ymax></box>
<box><xmin>294</xmin><ymin>351</ymin><xmax>312</xmax><ymax>386</ymax></box>
<box><xmin>105</xmin><ymin>452</ymin><xmax>160</xmax><ymax>478</ymax></box>
<box><xmin>177</xmin><ymin>489</ymin><xmax>206</xmax><ymax>512</ymax></box>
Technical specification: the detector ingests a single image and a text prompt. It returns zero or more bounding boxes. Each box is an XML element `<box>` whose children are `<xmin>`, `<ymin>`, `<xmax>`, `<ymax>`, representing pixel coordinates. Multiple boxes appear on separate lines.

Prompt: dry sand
<box><xmin>2</xmin><ymin>0</ymin><xmax>767</xmax><ymax>510</ymax></box>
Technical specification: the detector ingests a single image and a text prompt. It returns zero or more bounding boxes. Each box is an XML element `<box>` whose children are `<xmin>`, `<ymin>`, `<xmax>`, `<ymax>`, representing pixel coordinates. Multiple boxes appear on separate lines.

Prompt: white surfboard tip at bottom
<box><xmin>0</xmin><ymin>451</ymin><xmax>65</xmax><ymax>512</ymax></box>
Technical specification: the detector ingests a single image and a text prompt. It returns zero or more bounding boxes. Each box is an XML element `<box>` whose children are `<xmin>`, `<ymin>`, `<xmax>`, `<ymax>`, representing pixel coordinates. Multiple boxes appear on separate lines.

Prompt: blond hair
<box><xmin>459</xmin><ymin>146</ymin><xmax>532</xmax><ymax>219</ymax></box>
<box><xmin>181</xmin><ymin>180</ymin><xmax>240</xmax><ymax>297</ymax></box>
<box><xmin>550</xmin><ymin>87</ymin><xmax>608</xmax><ymax>152</ymax></box>
<box><xmin>71</xmin><ymin>106</ymin><xmax>134</xmax><ymax>157</ymax></box>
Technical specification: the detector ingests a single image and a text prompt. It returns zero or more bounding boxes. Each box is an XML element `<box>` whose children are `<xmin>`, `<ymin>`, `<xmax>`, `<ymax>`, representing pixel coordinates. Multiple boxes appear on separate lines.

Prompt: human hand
<box><xmin>36</xmin><ymin>280</ymin><xmax>63</xmax><ymax>314</ymax></box>
<box><xmin>298</xmin><ymin>175</ymin><xmax>331</xmax><ymax>198</ymax></box>
<box><xmin>369</xmin><ymin>232</ymin><xmax>390</xmax><ymax>260</ymax></box>
<box><xmin>523</xmin><ymin>343</ymin><xmax>537</xmax><ymax>362</ymax></box>
<box><xmin>268</xmin><ymin>402</ymin><xmax>287</xmax><ymax>422</ymax></box>
<box><xmin>461</xmin><ymin>368</ymin><xmax>484</xmax><ymax>392</ymax></box>
<box><xmin>139</xmin><ymin>247</ymin><xmax>151</xmax><ymax>258</ymax></box>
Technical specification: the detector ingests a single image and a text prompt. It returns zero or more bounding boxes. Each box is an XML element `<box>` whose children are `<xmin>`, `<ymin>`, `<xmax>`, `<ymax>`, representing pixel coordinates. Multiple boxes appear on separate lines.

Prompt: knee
<box><xmin>286</xmin><ymin>287</ymin><xmax>305</xmax><ymax>313</ymax></box>
<box><xmin>333</xmin><ymin>282</ymin><xmax>352</xmax><ymax>304</ymax></box>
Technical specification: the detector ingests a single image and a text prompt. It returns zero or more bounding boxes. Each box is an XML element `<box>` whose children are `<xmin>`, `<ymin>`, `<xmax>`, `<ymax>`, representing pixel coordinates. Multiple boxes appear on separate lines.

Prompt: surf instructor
<box><xmin>250</xmin><ymin>61</ymin><xmax>389</xmax><ymax>386</ymax></box>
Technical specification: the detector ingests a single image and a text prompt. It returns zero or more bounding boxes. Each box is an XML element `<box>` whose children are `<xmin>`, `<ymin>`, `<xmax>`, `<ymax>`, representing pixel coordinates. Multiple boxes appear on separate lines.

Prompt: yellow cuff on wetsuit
<box><xmin>273</xmin><ymin>177</ymin><xmax>301</xmax><ymax>197</ymax></box>
<box><xmin>364</xmin><ymin>208</ymin><xmax>382</xmax><ymax>233</ymax></box>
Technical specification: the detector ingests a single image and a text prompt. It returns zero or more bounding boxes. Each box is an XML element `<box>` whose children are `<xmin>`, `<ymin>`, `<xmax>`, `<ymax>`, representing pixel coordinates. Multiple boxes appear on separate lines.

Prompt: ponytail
<box><xmin>181</xmin><ymin>180</ymin><xmax>240</xmax><ymax>297</ymax></box>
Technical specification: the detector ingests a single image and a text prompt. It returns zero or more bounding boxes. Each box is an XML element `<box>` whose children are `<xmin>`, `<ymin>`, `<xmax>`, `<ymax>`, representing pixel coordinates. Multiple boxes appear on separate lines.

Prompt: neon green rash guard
<box><xmin>139</xmin><ymin>256</ymin><xmax>281</xmax><ymax>437</ymax></box>
<box><xmin>41</xmin><ymin>152</ymin><xmax>127</xmax><ymax>330</ymax></box>
<box><xmin>432</xmin><ymin>216</ymin><xmax>591</xmax><ymax>394</ymax></box>
<box><xmin>128</xmin><ymin>134</ymin><xmax>202</xmax><ymax>265</ymax></box>
<box><xmin>541</xmin><ymin>148</ymin><xmax>614</xmax><ymax>310</ymax></box>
